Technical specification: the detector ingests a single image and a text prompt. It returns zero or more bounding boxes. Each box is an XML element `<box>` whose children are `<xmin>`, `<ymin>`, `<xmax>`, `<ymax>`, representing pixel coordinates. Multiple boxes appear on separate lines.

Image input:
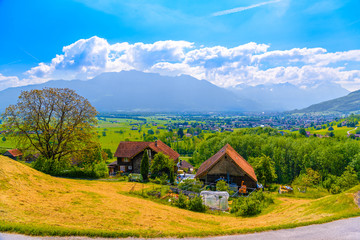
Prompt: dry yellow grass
<box><xmin>0</xmin><ymin>155</ymin><xmax>359</xmax><ymax>237</ymax></box>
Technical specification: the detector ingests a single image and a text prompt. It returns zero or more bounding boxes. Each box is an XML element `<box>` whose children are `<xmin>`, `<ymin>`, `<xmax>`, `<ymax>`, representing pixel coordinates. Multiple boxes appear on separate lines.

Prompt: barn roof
<box><xmin>6</xmin><ymin>149</ymin><xmax>23</xmax><ymax>157</ymax></box>
<box><xmin>114</xmin><ymin>140</ymin><xmax>180</xmax><ymax>160</ymax></box>
<box><xmin>195</xmin><ymin>144</ymin><xmax>257</xmax><ymax>182</ymax></box>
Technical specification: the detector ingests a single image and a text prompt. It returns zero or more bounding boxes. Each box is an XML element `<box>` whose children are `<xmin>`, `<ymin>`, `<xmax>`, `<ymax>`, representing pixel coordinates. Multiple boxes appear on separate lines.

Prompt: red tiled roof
<box><xmin>114</xmin><ymin>140</ymin><xmax>180</xmax><ymax>161</ymax></box>
<box><xmin>7</xmin><ymin>149</ymin><xmax>23</xmax><ymax>157</ymax></box>
<box><xmin>195</xmin><ymin>144</ymin><xmax>257</xmax><ymax>182</ymax></box>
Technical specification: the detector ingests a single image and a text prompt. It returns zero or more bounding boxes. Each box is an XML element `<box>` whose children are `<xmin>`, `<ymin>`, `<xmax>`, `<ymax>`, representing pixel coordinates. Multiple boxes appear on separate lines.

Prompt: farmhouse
<box><xmin>3</xmin><ymin>149</ymin><xmax>23</xmax><ymax>161</ymax></box>
<box><xmin>195</xmin><ymin>144</ymin><xmax>258</xmax><ymax>189</ymax></box>
<box><xmin>108</xmin><ymin>140</ymin><xmax>179</xmax><ymax>175</ymax></box>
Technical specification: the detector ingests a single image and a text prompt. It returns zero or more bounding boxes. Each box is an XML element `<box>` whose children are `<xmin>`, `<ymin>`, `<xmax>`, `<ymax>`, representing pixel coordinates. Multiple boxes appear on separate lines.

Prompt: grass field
<box><xmin>1</xmin><ymin>156</ymin><xmax>359</xmax><ymax>238</ymax></box>
<box><xmin>307</xmin><ymin>125</ymin><xmax>355</xmax><ymax>137</ymax></box>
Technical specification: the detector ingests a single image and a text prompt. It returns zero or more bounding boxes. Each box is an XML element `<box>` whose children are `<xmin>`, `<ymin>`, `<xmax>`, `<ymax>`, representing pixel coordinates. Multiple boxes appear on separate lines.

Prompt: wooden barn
<box><xmin>3</xmin><ymin>149</ymin><xmax>23</xmax><ymax>161</ymax></box>
<box><xmin>195</xmin><ymin>144</ymin><xmax>258</xmax><ymax>189</ymax></box>
<box><xmin>108</xmin><ymin>140</ymin><xmax>179</xmax><ymax>175</ymax></box>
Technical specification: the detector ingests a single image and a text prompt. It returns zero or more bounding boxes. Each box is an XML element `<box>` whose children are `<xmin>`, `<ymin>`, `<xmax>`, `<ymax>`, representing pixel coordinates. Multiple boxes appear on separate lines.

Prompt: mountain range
<box><xmin>0</xmin><ymin>71</ymin><xmax>352</xmax><ymax>113</ymax></box>
<box><xmin>228</xmin><ymin>82</ymin><xmax>349</xmax><ymax>111</ymax></box>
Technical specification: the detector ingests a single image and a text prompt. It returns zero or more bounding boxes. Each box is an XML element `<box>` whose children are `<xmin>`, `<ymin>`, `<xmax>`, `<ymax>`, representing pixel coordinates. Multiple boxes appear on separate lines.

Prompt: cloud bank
<box><xmin>2</xmin><ymin>36</ymin><xmax>360</xmax><ymax>91</ymax></box>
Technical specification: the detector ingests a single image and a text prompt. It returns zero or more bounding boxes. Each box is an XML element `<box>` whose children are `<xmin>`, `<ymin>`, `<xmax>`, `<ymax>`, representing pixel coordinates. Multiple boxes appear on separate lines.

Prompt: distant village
<box><xmin>99</xmin><ymin>112</ymin><xmax>347</xmax><ymax>135</ymax></box>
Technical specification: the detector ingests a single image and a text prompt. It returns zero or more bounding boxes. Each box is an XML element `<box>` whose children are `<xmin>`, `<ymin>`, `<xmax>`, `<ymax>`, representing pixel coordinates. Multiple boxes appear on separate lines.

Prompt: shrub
<box><xmin>188</xmin><ymin>195</ymin><xmax>206</xmax><ymax>212</ymax></box>
<box><xmin>33</xmin><ymin>156</ymin><xmax>70</xmax><ymax>175</ymax></box>
<box><xmin>293</xmin><ymin>168</ymin><xmax>321</xmax><ymax>190</ymax></box>
<box><xmin>230</xmin><ymin>191</ymin><xmax>273</xmax><ymax>217</ymax></box>
<box><xmin>175</xmin><ymin>193</ymin><xmax>188</xmax><ymax>209</ymax></box>
<box><xmin>231</xmin><ymin>197</ymin><xmax>261</xmax><ymax>216</ymax></box>
<box><xmin>323</xmin><ymin>166</ymin><xmax>359</xmax><ymax>194</ymax></box>
<box><xmin>216</xmin><ymin>180</ymin><xmax>229</xmax><ymax>192</ymax></box>
<box><xmin>178</xmin><ymin>179</ymin><xmax>203</xmax><ymax>192</ymax></box>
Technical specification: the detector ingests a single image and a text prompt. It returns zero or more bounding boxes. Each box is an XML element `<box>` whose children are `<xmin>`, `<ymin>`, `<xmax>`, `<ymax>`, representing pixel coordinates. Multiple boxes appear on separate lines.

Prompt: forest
<box><xmin>191</xmin><ymin>127</ymin><xmax>360</xmax><ymax>191</ymax></box>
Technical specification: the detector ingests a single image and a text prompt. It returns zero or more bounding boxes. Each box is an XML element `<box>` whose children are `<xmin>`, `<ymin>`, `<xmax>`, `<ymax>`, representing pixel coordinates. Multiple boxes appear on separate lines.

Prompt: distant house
<box><xmin>195</xmin><ymin>144</ymin><xmax>258</xmax><ymax>188</ymax></box>
<box><xmin>108</xmin><ymin>140</ymin><xmax>179</xmax><ymax>175</ymax></box>
<box><xmin>177</xmin><ymin>160</ymin><xmax>194</xmax><ymax>173</ymax></box>
<box><xmin>3</xmin><ymin>149</ymin><xmax>23</xmax><ymax>161</ymax></box>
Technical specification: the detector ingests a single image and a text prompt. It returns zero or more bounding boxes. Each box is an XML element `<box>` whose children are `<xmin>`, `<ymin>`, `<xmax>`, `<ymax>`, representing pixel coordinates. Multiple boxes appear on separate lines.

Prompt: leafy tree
<box><xmin>299</xmin><ymin>128</ymin><xmax>306</xmax><ymax>136</ymax></box>
<box><xmin>3</xmin><ymin>88</ymin><xmax>98</xmax><ymax>173</ymax></box>
<box><xmin>150</xmin><ymin>152</ymin><xmax>174</xmax><ymax>180</ymax></box>
<box><xmin>103</xmin><ymin>148</ymin><xmax>113</xmax><ymax>159</ymax></box>
<box><xmin>148</xmin><ymin>129</ymin><xmax>154</xmax><ymax>135</ymax></box>
<box><xmin>249</xmin><ymin>155</ymin><xmax>277</xmax><ymax>187</ymax></box>
<box><xmin>293</xmin><ymin>168</ymin><xmax>321</xmax><ymax>191</ymax></box>
<box><xmin>140</xmin><ymin>150</ymin><xmax>149</xmax><ymax>181</ymax></box>
<box><xmin>2</xmin><ymin>137</ymin><xmax>5</xmax><ymax>142</ymax></box>
<box><xmin>177</xmin><ymin>128</ymin><xmax>184</xmax><ymax>138</ymax></box>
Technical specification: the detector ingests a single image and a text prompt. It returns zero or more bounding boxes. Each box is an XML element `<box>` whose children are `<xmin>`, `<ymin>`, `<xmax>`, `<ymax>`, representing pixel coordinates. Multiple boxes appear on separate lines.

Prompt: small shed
<box><xmin>200</xmin><ymin>191</ymin><xmax>229</xmax><ymax>211</ymax></box>
<box><xmin>3</xmin><ymin>149</ymin><xmax>23</xmax><ymax>161</ymax></box>
<box><xmin>177</xmin><ymin>160</ymin><xmax>194</xmax><ymax>173</ymax></box>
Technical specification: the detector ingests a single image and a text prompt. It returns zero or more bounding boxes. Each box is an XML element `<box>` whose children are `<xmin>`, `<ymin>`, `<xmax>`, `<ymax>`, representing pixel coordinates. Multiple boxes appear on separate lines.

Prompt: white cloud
<box><xmin>0</xmin><ymin>36</ymin><xmax>359</xmax><ymax>92</ymax></box>
<box><xmin>0</xmin><ymin>74</ymin><xmax>47</xmax><ymax>91</ymax></box>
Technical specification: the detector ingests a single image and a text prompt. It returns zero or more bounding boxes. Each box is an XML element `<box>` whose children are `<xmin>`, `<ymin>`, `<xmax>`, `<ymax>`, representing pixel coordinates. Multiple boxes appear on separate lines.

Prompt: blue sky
<box><xmin>1</xmin><ymin>0</ymin><xmax>360</xmax><ymax>91</ymax></box>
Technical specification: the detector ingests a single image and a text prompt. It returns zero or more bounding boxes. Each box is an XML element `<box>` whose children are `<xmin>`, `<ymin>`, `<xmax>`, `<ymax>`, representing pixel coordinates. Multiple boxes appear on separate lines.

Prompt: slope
<box><xmin>296</xmin><ymin>90</ymin><xmax>360</xmax><ymax>113</ymax></box>
<box><xmin>0</xmin><ymin>156</ymin><xmax>359</xmax><ymax>238</ymax></box>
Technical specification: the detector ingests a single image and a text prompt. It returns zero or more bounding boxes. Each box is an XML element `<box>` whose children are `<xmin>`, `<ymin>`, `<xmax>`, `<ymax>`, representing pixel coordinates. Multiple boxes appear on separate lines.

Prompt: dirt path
<box><xmin>347</xmin><ymin>127</ymin><xmax>358</xmax><ymax>135</ymax></box>
<box><xmin>356</xmin><ymin>191</ymin><xmax>360</xmax><ymax>208</ymax></box>
<box><xmin>1</xmin><ymin>217</ymin><xmax>360</xmax><ymax>240</ymax></box>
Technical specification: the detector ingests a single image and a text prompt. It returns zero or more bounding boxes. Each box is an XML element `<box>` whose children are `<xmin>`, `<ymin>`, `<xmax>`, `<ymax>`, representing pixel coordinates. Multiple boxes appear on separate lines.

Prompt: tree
<box><xmin>177</xmin><ymin>128</ymin><xmax>184</xmax><ymax>138</ymax></box>
<box><xmin>103</xmin><ymin>148</ymin><xmax>113</xmax><ymax>159</ymax></box>
<box><xmin>249</xmin><ymin>155</ymin><xmax>277</xmax><ymax>188</ymax></box>
<box><xmin>3</xmin><ymin>88</ymin><xmax>98</xmax><ymax>171</ymax></box>
<box><xmin>299</xmin><ymin>128</ymin><xmax>306</xmax><ymax>136</ymax></box>
<box><xmin>150</xmin><ymin>152</ymin><xmax>174</xmax><ymax>180</ymax></box>
<box><xmin>140</xmin><ymin>150</ymin><xmax>149</xmax><ymax>181</ymax></box>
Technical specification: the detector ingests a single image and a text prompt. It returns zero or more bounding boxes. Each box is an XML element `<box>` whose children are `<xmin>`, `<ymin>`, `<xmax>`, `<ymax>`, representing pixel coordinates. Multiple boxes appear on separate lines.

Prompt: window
<box><xmin>123</xmin><ymin>157</ymin><xmax>129</xmax><ymax>162</ymax></box>
<box><xmin>120</xmin><ymin>166</ymin><xmax>125</xmax><ymax>172</ymax></box>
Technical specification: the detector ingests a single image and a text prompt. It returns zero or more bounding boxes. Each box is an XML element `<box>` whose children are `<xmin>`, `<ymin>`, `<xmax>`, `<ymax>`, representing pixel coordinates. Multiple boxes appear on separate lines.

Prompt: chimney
<box><xmin>155</xmin><ymin>140</ymin><xmax>158</xmax><ymax>147</ymax></box>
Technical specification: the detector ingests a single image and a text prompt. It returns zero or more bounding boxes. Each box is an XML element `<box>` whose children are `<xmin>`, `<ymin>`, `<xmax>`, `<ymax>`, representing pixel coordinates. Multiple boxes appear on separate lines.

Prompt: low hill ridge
<box><xmin>296</xmin><ymin>89</ymin><xmax>360</xmax><ymax>113</ymax></box>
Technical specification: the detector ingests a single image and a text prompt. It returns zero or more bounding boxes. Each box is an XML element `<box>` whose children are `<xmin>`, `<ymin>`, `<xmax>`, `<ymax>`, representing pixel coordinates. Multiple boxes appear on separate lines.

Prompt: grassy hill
<box><xmin>296</xmin><ymin>90</ymin><xmax>360</xmax><ymax>113</ymax></box>
<box><xmin>0</xmin><ymin>156</ymin><xmax>360</xmax><ymax>238</ymax></box>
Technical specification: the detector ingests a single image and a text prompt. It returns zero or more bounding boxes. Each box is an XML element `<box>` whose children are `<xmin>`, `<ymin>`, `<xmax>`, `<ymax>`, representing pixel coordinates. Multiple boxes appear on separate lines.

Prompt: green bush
<box><xmin>216</xmin><ymin>180</ymin><xmax>229</xmax><ymax>192</ymax></box>
<box><xmin>178</xmin><ymin>179</ymin><xmax>203</xmax><ymax>192</ymax></box>
<box><xmin>323</xmin><ymin>166</ymin><xmax>359</xmax><ymax>194</ymax></box>
<box><xmin>231</xmin><ymin>197</ymin><xmax>261</xmax><ymax>216</ymax></box>
<box><xmin>230</xmin><ymin>191</ymin><xmax>273</xmax><ymax>217</ymax></box>
<box><xmin>174</xmin><ymin>193</ymin><xmax>188</xmax><ymax>209</ymax></box>
<box><xmin>188</xmin><ymin>195</ymin><xmax>206</xmax><ymax>212</ymax></box>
